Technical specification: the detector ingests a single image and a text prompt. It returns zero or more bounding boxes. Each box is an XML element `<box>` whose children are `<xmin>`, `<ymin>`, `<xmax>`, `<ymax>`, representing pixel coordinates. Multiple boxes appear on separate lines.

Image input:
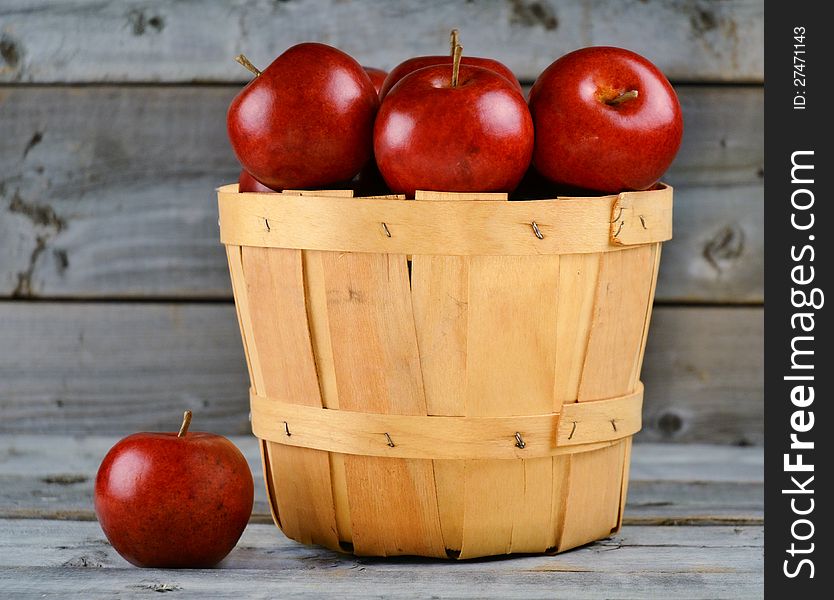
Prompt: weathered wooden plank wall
<box><xmin>0</xmin><ymin>0</ymin><xmax>764</xmax><ymax>443</ymax></box>
<box><xmin>0</xmin><ymin>0</ymin><xmax>763</xmax><ymax>83</ymax></box>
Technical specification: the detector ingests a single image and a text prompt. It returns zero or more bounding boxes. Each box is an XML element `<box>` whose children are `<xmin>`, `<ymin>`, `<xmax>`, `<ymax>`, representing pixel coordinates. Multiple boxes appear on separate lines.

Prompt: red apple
<box><xmin>379</xmin><ymin>55</ymin><xmax>522</xmax><ymax>99</ymax></box>
<box><xmin>363</xmin><ymin>66</ymin><xmax>388</xmax><ymax>95</ymax></box>
<box><xmin>94</xmin><ymin>411</ymin><xmax>254</xmax><ymax>568</ymax></box>
<box><xmin>238</xmin><ymin>169</ymin><xmax>277</xmax><ymax>193</ymax></box>
<box><xmin>528</xmin><ymin>46</ymin><xmax>683</xmax><ymax>193</ymax></box>
<box><xmin>374</xmin><ymin>53</ymin><xmax>533</xmax><ymax>197</ymax></box>
<box><xmin>227</xmin><ymin>43</ymin><xmax>379</xmax><ymax>190</ymax></box>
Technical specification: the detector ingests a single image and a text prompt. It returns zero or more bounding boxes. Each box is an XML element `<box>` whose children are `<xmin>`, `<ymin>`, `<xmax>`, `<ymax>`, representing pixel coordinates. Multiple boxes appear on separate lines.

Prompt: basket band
<box><xmin>250</xmin><ymin>383</ymin><xmax>643</xmax><ymax>460</ymax></box>
<box><xmin>218</xmin><ymin>184</ymin><xmax>672</xmax><ymax>256</ymax></box>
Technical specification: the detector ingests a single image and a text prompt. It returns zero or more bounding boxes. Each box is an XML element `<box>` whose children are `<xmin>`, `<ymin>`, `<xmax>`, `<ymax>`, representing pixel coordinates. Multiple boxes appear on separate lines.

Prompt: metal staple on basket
<box><xmin>531</xmin><ymin>221</ymin><xmax>544</xmax><ymax>239</ymax></box>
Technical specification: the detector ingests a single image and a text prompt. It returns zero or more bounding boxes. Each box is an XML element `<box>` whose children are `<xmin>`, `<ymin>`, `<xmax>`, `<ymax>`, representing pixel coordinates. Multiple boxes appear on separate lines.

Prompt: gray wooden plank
<box><xmin>625</xmin><ymin>481</ymin><xmax>761</xmax><ymax>525</ymax></box>
<box><xmin>657</xmin><ymin>183</ymin><xmax>763</xmax><ymax>304</ymax></box>
<box><xmin>629</xmin><ymin>444</ymin><xmax>762</xmax><ymax>483</ymax></box>
<box><xmin>0</xmin><ymin>86</ymin><xmax>238</xmax><ymax>299</ymax></box>
<box><xmin>0</xmin><ymin>303</ymin><xmax>763</xmax><ymax>444</ymax></box>
<box><xmin>0</xmin><ymin>567</ymin><xmax>765</xmax><ymax>600</ymax></box>
<box><xmin>668</xmin><ymin>87</ymin><xmax>764</xmax><ymax>186</ymax></box>
<box><xmin>0</xmin><ymin>302</ymin><xmax>250</xmax><ymax>435</ymax></box>
<box><xmin>0</xmin><ymin>436</ymin><xmax>763</xmax><ymax>524</ymax></box>
<box><xmin>0</xmin><ymin>519</ymin><xmax>765</xmax><ymax>568</ymax></box>
<box><xmin>0</xmin><ymin>0</ymin><xmax>763</xmax><ymax>84</ymax></box>
<box><xmin>0</xmin><ymin>85</ymin><xmax>762</xmax><ymax>301</ymax></box>
<box><xmin>638</xmin><ymin>307</ymin><xmax>763</xmax><ymax>445</ymax></box>
<box><xmin>0</xmin><ymin>520</ymin><xmax>764</xmax><ymax>599</ymax></box>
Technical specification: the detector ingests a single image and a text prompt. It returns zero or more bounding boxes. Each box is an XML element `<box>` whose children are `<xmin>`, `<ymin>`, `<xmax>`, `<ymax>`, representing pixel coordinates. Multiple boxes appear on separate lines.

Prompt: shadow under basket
<box><xmin>218</xmin><ymin>183</ymin><xmax>673</xmax><ymax>559</ymax></box>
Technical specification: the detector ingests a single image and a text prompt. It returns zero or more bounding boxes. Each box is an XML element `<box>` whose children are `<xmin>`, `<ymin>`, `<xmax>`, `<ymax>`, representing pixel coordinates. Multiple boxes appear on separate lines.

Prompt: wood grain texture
<box><xmin>552</xmin><ymin>253</ymin><xmax>599</xmax><ymax>407</ymax></box>
<box><xmin>251</xmin><ymin>390</ymin><xmax>644</xmax><ymax>459</ymax></box>
<box><xmin>410</xmin><ymin>232</ymin><xmax>468</xmax><ymax>554</ymax></box>
<box><xmin>240</xmin><ymin>247</ymin><xmax>339</xmax><ymax>548</ymax></box>
<box><xmin>300</xmin><ymin>250</ymin><xmax>353</xmax><ymax>544</ymax></box>
<box><xmin>577</xmin><ymin>246</ymin><xmax>657</xmax><ymax>401</ymax></box>
<box><xmin>0</xmin><ymin>436</ymin><xmax>763</xmax><ymax>524</ymax></box>
<box><xmin>0</xmin><ymin>520</ymin><xmax>763</xmax><ymax>599</ymax></box>
<box><xmin>638</xmin><ymin>307</ymin><xmax>764</xmax><ymax>446</ymax></box>
<box><xmin>0</xmin><ymin>303</ymin><xmax>763</xmax><ymax>443</ymax></box>
<box><xmin>0</xmin><ymin>1</ymin><xmax>763</xmax><ymax>83</ymax></box>
<box><xmin>0</xmin><ymin>86</ymin><xmax>762</xmax><ymax>301</ymax></box>
<box><xmin>615</xmin><ymin>437</ymin><xmax>633</xmax><ymax>530</ymax></box>
<box><xmin>559</xmin><ymin>442</ymin><xmax>626</xmax><ymax>551</ymax></box>
<box><xmin>411</xmin><ymin>255</ymin><xmax>469</xmax><ymax>417</ymax></box>
<box><xmin>454</xmin><ymin>255</ymin><xmax>561</xmax><ymax>557</ymax></box>
<box><xmin>316</xmin><ymin>251</ymin><xmax>445</xmax><ymax>557</ymax></box>
<box><xmin>656</xmin><ymin>183</ymin><xmax>763</xmax><ymax>304</ymax></box>
<box><xmin>218</xmin><ymin>184</ymin><xmax>672</xmax><ymax>256</ymax></box>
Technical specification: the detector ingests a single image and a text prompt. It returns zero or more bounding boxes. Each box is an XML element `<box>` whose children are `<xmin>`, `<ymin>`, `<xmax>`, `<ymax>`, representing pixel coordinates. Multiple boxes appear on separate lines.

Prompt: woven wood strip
<box><xmin>250</xmin><ymin>384</ymin><xmax>643</xmax><ymax>460</ymax></box>
<box><xmin>218</xmin><ymin>184</ymin><xmax>672</xmax><ymax>255</ymax></box>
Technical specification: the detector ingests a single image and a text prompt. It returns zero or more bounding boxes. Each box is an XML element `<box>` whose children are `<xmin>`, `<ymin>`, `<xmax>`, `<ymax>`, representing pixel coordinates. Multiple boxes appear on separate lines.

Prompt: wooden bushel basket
<box><xmin>218</xmin><ymin>183</ymin><xmax>672</xmax><ymax>558</ymax></box>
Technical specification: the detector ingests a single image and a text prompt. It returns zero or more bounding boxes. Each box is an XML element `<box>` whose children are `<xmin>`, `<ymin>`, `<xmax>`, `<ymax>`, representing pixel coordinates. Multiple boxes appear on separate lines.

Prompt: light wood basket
<box><xmin>218</xmin><ymin>183</ymin><xmax>672</xmax><ymax>559</ymax></box>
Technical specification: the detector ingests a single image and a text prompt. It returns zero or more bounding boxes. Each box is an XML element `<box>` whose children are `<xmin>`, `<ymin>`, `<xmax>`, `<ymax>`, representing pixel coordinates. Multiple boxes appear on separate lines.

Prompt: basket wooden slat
<box><xmin>578</xmin><ymin>245</ymin><xmax>660</xmax><ymax>402</ymax></box>
<box><xmin>460</xmin><ymin>254</ymin><xmax>561</xmax><ymax>558</ymax></box>
<box><xmin>315</xmin><ymin>250</ymin><xmax>445</xmax><ymax>557</ymax></box>
<box><xmin>219</xmin><ymin>185</ymin><xmax>672</xmax><ymax>559</ymax></box>
<box><xmin>243</xmin><ymin>246</ymin><xmax>340</xmax><ymax>549</ymax></box>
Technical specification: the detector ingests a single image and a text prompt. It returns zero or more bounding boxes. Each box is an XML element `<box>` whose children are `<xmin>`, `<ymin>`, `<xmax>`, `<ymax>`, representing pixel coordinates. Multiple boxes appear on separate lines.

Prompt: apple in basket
<box><xmin>374</xmin><ymin>45</ymin><xmax>534</xmax><ymax>197</ymax></box>
<box><xmin>238</xmin><ymin>169</ymin><xmax>277</xmax><ymax>193</ymax></box>
<box><xmin>528</xmin><ymin>46</ymin><xmax>683</xmax><ymax>193</ymax></box>
<box><xmin>94</xmin><ymin>411</ymin><xmax>254</xmax><ymax>568</ymax></box>
<box><xmin>363</xmin><ymin>66</ymin><xmax>388</xmax><ymax>95</ymax></box>
<box><xmin>227</xmin><ymin>43</ymin><xmax>379</xmax><ymax>191</ymax></box>
<box><xmin>378</xmin><ymin>29</ymin><xmax>522</xmax><ymax>99</ymax></box>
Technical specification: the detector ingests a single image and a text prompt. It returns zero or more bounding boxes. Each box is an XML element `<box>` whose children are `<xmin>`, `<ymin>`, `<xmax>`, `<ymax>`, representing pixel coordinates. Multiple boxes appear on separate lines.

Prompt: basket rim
<box><xmin>218</xmin><ymin>183</ymin><xmax>672</xmax><ymax>256</ymax></box>
<box><xmin>216</xmin><ymin>181</ymin><xmax>670</xmax><ymax>203</ymax></box>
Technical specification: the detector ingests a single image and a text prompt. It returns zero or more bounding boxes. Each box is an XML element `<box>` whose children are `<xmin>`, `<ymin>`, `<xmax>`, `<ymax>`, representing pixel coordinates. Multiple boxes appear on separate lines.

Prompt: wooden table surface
<box><xmin>0</xmin><ymin>436</ymin><xmax>762</xmax><ymax>599</ymax></box>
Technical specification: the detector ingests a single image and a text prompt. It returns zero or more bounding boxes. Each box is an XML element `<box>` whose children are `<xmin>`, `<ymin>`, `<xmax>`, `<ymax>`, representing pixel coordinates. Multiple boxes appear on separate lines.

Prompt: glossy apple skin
<box><xmin>379</xmin><ymin>55</ymin><xmax>523</xmax><ymax>99</ymax></box>
<box><xmin>529</xmin><ymin>46</ymin><xmax>683</xmax><ymax>193</ymax></box>
<box><xmin>238</xmin><ymin>169</ymin><xmax>277</xmax><ymax>193</ymax></box>
<box><xmin>94</xmin><ymin>432</ymin><xmax>254</xmax><ymax>568</ymax></box>
<box><xmin>363</xmin><ymin>66</ymin><xmax>388</xmax><ymax>95</ymax></box>
<box><xmin>227</xmin><ymin>43</ymin><xmax>379</xmax><ymax>190</ymax></box>
<box><xmin>374</xmin><ymin>64</ymin><xmax>533</xmax><ymax>197</ymax></box>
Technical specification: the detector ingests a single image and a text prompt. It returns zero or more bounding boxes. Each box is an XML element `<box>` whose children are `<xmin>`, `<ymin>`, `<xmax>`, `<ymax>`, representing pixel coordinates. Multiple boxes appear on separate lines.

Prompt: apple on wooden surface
<box><xmin>94</xmin><ymin>411</ymin><xmax>254</xmax><ymax>568</ymax></box>
<box><xmin>528</xmin><ymin>46</ymin><xmax>683</xmax><ymax>193</ymax></box>
<box><xmin>227</xmin><ymin>43</ymin><xmax>379</xmax><ymax>191</ymax></box>
<box><xmin>238</xmin><ymin>169</ymin><xmax>277</xmax><ymax>193</ymax></box>
<box><xmin>374</xmin><ymin>45</ymin><xmax>533</xmax><ymax>197</ymax></box>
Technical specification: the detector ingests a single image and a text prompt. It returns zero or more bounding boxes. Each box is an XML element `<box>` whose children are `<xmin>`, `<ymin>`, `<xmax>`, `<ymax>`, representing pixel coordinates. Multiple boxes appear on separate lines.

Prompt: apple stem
<box><xmin>451</xmin><ymin>44</ymin><xmax>463</xmax><ymax>87</ymax></box>
<box><xmin>606</xmin><ymin>89</ymin><xmax>639</xmax><ymax>106</ymax></box>
<box><xmin>449</xmin><ymin>29</ymin><xmax>459</xmax><ymax>56</ymax></box>
<box><xmin>178</xmin><ymin>411</ymin><xmax>193</xmax><ymax>438</ymax></box>
<box><xmin>235</xmin><ymin>54</ymin><xmax>262</xmax><ymax>77</ymax></box>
